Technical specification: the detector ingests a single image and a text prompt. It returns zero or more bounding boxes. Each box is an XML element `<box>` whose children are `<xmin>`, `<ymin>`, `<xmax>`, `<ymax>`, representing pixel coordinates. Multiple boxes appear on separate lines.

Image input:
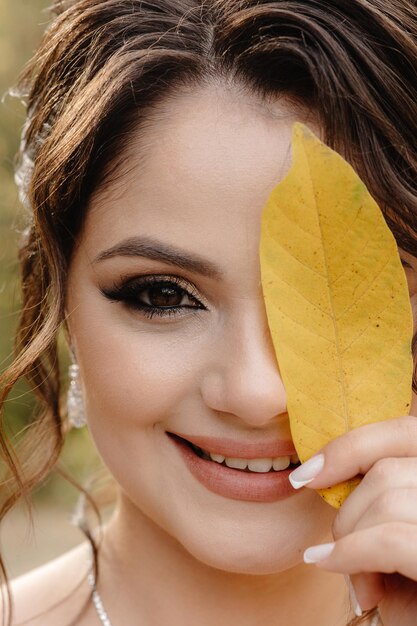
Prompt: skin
<box><xmin>10</xmin><ymin>83</ymin><xmax>417</xmax><ymax>625</ymax></box>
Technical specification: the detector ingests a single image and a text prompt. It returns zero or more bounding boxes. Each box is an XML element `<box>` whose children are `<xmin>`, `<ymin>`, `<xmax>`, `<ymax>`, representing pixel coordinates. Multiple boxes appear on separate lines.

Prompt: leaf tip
<box><xmin>292</xmin><ymin>121</ymin><xmax>316</xmax><ymax>142</ymax></box>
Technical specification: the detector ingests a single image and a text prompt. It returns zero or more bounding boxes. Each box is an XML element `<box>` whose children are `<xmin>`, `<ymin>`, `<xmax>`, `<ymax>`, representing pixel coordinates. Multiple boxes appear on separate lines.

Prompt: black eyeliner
<box><xmin>99</xmin><ymin>274</ymin><xmax>207</xmax><ymax>319</ymax></box>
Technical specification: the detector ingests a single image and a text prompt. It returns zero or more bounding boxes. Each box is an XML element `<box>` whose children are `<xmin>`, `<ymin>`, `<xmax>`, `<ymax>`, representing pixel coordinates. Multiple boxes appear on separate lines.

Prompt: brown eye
<box><xmin>147</xmin><ymin>284</ymin><xmax>184</xmax><ymax>307</ymax></box>
<box><xmin>100</xmin><ymin>275</ymin><xmax>207</xmax><ymax>320</ymax></box>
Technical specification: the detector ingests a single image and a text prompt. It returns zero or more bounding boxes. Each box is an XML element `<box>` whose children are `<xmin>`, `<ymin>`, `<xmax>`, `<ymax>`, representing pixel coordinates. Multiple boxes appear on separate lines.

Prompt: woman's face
<box><xmin>66</xmin><ymin>85</ymin><xmax>414</xmax><ymax>576</ymax></box>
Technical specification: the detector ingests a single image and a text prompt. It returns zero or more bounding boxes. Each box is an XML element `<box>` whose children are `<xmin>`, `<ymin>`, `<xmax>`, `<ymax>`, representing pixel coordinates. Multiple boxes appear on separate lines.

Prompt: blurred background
<box><xmin>0</xmin><ymin>0</ymin><xmax>109</xmax><ymax>580</ymax></box>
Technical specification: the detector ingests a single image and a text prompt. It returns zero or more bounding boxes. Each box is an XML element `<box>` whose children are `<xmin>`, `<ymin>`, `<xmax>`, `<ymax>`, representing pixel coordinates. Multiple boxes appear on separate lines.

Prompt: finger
<box><xmin>380</xmin><ymin>574</ymin><xmax>417</xmax><ymax>626</ymax></box>
<box><xmin>349</xmin><ymin>573</ymin><xmax>385</xmax><ymax>613</ymax></box>
<box><xmin>352</xmin><ymin>573</ymin><xmax>417</xmax><ymax>626</ymax></box>
<box><xmin>305</xmin><ymin>523</ymin><xmax>417</xmax><ymax>581</ymax></box>
<box><xmin>332</xmin><ymin>464</ymin><xmax>417</xmax><ymax>540</ymax></box>
<box><xmin>351</xmin><ymin>488</ymin><xmax>417</xmax><ymax>535</ymax></box>
<box><xmin>292</xmin><ymin>415</ymin><xmax>417</xmax><ymax>490</ymax></box>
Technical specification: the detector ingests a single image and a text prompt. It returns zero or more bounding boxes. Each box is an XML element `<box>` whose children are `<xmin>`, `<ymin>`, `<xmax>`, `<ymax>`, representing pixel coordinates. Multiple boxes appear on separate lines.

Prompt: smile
<box><xmin>187</xmin><ymin>440</ymin><xmax>300</xmax><ymax>473</ymax></box>
<box><xmin>167</xmin><ymin>433</ymin><xmax>302</xmax><ymax>502</ymax></box>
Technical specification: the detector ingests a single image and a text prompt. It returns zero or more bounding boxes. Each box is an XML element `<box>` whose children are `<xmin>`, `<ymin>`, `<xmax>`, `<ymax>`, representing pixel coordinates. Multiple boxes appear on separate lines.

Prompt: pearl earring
<box><xmin>67</xmin><ymin>355</ymin><xmax>87</xmax><ymax>429</ymax></box>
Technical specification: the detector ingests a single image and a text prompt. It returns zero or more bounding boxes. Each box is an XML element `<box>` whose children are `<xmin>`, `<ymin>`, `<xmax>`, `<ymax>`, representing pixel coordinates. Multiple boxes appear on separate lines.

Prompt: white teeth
<box><xmin>224</xmin><ymin>458</ymin><xmax>249</xmax><ymax>470</ymax></box>
<box><xmin>207</xmin><ymin>452</ymin><xmax>293</xmax><ymax>472</ymax></box>
<box><xmin>272</xmin><ymin>456</ymin><xmax>291</xmax><ymax>470</ymax></box>
<box><xmin>248</xmin><ymin>458</ymin><xmax>277</xmax><ymax>472</ymax></box>
<box><xmin>209</xmin><ymin>453</ymin><xmax>226</xmax><ymax>463</ymax></box>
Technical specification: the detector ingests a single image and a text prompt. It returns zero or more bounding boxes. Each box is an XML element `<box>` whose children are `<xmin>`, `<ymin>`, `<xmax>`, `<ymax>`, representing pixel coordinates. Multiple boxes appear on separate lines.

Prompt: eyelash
<box><xmin>100</xmin><ymin>275</ymin><xmax>207</xmax><ymax>319</ymax></box>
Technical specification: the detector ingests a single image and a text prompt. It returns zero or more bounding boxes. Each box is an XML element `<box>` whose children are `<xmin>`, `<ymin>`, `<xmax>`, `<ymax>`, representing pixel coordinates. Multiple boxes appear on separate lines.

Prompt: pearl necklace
<box><xmin>87</xmin><ymin>547</ymin><xmax>114</xmax><ymax>626</ymax></box>
<box><xmin>86</xmin><ymin>545</ymin><xmax>380</xmax><ymax>626</ymax></box>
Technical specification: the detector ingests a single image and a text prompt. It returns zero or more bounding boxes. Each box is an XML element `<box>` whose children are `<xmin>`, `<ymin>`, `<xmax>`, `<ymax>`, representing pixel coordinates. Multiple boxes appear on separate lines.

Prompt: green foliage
<box><xmin>0</xmin><ymin>0</ymin><xmax>51</xmax><ymax>426</ymax></box>
<box><xmin>0</xmin><ymin>1</ymin><xmax>101</xmax><ymax>502</ymax></box>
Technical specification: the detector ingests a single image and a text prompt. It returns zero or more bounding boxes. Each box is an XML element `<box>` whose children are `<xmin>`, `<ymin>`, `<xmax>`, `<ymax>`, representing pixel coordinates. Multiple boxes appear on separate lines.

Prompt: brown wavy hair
<box><xmin>2</xmin><ymin>0</ymin><xmax>417</xmax><ymax>624</ymax></box>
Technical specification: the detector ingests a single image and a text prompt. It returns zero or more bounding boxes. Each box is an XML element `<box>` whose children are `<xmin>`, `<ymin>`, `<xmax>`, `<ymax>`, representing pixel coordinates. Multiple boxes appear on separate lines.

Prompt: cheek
<box><xmin>75</xmin><ymin>315</ymin><xmax>207</xmax><ymax>430</ymax></box>
<box><xmin>70</xmin><ymin>307</ymin><xmax>211</xmax><ymax>504</ymax></box>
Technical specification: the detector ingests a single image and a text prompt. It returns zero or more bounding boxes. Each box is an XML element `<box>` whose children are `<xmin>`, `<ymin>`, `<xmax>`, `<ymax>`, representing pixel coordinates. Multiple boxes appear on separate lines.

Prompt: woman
<box><xmin>1</xmin><ymin>0</ymin><xmax>417</xmax><ymax>624</ymax></box>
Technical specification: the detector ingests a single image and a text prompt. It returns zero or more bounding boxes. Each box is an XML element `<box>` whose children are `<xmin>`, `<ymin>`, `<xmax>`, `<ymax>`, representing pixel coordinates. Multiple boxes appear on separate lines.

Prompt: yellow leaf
<box><xmin>259</xmin><ymin>123</ymin><xmax>414</xmax><ymax>508</ymax></box>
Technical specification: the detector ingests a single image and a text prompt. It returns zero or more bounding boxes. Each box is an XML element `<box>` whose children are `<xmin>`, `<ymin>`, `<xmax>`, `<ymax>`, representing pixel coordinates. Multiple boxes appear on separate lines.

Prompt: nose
<box><xmin>200</xmin><ymin>299</ymin><xmax>287</xmax><ymax>428</ymax></box>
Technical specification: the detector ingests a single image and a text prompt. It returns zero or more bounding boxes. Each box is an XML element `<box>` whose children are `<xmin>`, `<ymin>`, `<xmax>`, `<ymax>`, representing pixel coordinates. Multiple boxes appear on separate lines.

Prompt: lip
<box><xmin>168</xmin><ymin>433</ymin><xmax>298</xmax><ymax>503</ymax></box>
<box><xmin>168</xmin><ymin>431</ymin><xmax>297</xmax><ymax>459</ymax></box>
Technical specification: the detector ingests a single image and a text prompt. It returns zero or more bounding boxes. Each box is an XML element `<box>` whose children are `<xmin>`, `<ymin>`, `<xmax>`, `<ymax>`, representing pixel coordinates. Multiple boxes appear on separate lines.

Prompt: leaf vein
<box><xmin>336</xmin><ymin>256</ymin><xmax>393</xmax><ymax>321</ymax></box>
<box><xmin>268</xmin><ymin>301</ymin><xmax>333</xmax><ymax>345</ymax></box>
<box><xmin>273</xmin><ymin>202</ymin><xmax>321</xmax><ymax>241</ymax></box>
<box><xmin>264</xmin><ymin>233</ymin><xmax>326</xmax><ymax>279</ymax></box>
<box><xmin>347</xmin><ymin>337</ymin><xmax>407</xmax><ymax>394</ymax></box>
<box><xmin>329</xmin><ymin>234</ymin><xmax>372</xmax><ymax>286</ymax></box>
<box><xmin>304</xmin><ymin>152</ymin><xmax>351</xmax><ymax>433</ymax></box>
<box><xmin>339</xmin><ymin>294</ymin><xmax>401</xmax><ymax>356</ymax></box>
<box><xmin>268</xmin><ymin>265</ymin><xmax>332</xmax><ymax>320</ymax></box>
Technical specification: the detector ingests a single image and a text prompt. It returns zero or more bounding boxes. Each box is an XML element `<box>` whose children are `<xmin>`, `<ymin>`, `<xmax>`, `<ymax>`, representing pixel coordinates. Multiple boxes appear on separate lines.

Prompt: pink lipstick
<box><xmin>167</xmin><ymin>432</ymin><xmax>299</xmax><ymax>503</ymax></box>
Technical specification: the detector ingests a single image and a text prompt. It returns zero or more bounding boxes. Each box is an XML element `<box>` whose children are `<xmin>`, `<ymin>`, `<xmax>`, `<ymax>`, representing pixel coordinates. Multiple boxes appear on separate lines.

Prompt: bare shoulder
<box><xmin>5</xmin><ymin>541</ymin><xmax>94</xmax><ymax>626</ymax></box>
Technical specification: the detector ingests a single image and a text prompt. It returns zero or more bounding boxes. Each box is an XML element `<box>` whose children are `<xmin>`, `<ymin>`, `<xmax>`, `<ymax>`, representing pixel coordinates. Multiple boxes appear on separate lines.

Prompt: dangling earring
<box><xmin>67</xmin><ymin>351</ymin><xmax>87</xmax><ymax>429</ymax></box>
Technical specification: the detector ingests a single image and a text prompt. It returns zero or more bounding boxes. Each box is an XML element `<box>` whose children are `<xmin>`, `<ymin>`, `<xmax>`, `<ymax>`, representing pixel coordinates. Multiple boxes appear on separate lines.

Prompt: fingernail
<box><xmin>303</xmin><ymin>542</ymin><xmax>335</xmax><ymax>564</ymax></box>
<box><xmin>344</xmin><ymin>575</ymin><xmax>363</xmax><ymax>617</ymax></box>
<box><xmin>289</xmin><ymin>454</ymin><xmax>325</xmax><ymax>489</ymax></box>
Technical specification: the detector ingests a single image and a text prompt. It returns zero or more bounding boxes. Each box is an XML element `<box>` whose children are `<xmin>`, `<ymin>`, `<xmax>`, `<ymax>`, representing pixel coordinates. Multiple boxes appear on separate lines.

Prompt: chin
<box><xmin>178</xmin><ymin>531</ymin><xmax>305</xmax><ymax>575</ymax></box>
<box><xmin>170</xmin><ymin>507</ymin><xmax>324</xmax><ymax>576</ymax></box>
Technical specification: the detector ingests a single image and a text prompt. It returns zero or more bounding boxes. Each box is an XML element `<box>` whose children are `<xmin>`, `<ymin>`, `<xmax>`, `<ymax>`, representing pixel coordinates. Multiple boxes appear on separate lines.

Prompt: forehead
<box><xmin>82</xmin><ymin>85</ymin><xmax>317</xmax><ymax>262</ymax></box>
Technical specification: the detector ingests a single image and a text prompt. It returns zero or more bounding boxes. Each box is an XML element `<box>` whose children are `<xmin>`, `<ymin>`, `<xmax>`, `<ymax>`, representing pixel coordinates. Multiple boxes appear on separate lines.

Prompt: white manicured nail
<box><xmin>344</xmin><ymin>575</ymin><xmax>363</xmax><ymax>617</ymax></box>
<box><xmin>289</xmin><ymin>454</ymin><xmax>325</xmax><ymax>488</ymax></box>
<box><xmin>303</xmin><ymin>542</ymin><xmax>335</xmax><ymax>564</ymax></box>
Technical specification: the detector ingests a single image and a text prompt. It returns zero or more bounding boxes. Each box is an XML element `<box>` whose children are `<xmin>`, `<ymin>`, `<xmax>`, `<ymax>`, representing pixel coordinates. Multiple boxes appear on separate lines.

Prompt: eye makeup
<box><xmin>100</xmin><ymin>274</ymin><xmax>208</xmax><ymax>319</ymax></box>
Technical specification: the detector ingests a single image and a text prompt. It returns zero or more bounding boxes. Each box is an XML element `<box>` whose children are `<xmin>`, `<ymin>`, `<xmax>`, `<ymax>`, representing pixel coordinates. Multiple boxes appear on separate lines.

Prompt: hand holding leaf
<box><xmin>259</xmin><ymin>123</ymin><xmax>414</xmax><ymax>508</ymax></box>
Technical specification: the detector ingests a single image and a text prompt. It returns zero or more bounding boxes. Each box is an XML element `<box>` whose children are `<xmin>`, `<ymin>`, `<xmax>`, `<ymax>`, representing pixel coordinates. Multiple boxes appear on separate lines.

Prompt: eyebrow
<box><xmin>94</xmin><ymin>236</ymin><xmax>224</xmax><ymax>280</ymax></box>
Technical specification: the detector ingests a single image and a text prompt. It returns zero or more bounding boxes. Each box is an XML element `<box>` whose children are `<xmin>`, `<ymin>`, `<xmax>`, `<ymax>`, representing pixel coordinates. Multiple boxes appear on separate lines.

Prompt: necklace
<box><xmin>86</xmin><ymin>545</ymin><xmax>381</xmax><ymax>626</ymax></box>
<box><xmin>87</xmin><ymin>546</ymin><xmax>114</xmax><ymax>626</ymax></box>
